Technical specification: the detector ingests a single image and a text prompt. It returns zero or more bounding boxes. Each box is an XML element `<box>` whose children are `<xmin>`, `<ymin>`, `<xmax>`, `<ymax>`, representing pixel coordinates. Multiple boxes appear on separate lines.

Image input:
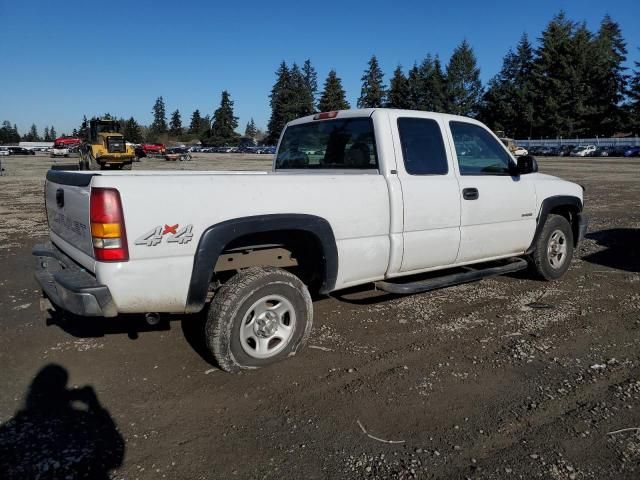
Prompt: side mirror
<box><xmin>516</xmin><ymin>155</ymin><xmax>538</xmax><ymax>175</ymax></box>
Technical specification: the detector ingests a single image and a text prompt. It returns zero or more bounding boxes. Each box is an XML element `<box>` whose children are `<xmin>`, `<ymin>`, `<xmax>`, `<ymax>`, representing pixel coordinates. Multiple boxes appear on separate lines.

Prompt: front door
<box><xmin>447</xmin><ymin>120</ymin><xmax>537</xmax><ymax>263</ymax></box>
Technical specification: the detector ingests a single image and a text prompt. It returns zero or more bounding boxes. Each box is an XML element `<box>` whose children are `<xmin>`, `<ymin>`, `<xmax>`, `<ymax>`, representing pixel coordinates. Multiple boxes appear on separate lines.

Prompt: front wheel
<box><xmin>205</xmin><ymin>267</ymin><xmax>313</xmax><ymax>372</ymax></box>
<box><xmin>530</xmin><ymin>214</ymin><xmax>574</xmax><ymax>280</ymax></box>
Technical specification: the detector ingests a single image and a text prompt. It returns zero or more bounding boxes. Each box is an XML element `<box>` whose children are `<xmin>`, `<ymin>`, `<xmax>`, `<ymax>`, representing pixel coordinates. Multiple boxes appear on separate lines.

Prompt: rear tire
<box><xmin>205</xmin><ymin>267</ymin><xmax>313</xmax><ymax>372</ymax></box>
<box><xmin>530</xmin><ymin>214</ymin><xmax>574</xmax><ymax>280</ymax></box>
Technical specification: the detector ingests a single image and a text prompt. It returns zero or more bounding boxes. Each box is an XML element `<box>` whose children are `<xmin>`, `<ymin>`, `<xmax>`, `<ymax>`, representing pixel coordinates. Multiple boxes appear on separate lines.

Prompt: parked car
<box><xmin>623</xmin><ymin>146</ymin><xmax>640</xmax><ymax>157</ymax></box>
<box><xmin>559</xmin><ymin>146</ymin><xmax>576</xmax><ymax>157</ymax></box>
<box><xmin>35</xmin><ymin>108</ymin><xmax>587</xmax><ymax>372</ymax></box>
<box><xmin>6</xmin><ymin>146</ymin><xmax>35</xmax><ymax>155</ymax></box>
<box><xmin>606</xmin><ymin>146</ymin><xmax>627</xmax><ymax>157</ymax></box>
<box><xmin>0</xmin><ymin>147</ymin><xmax>9</xmax><ymax>156</ymax></box>
<box><xmin>165</xmin><ymin>147</ymin><xmax>192</xmax><ymax>162</ymax></box>
<box><xmin>588</xmin><ymin>146</ymin><xmax>609</xmax><ymax>157</ymax></box>
<box><xmin>513</xmin><ymin>146</ymin><xmax>528</xmax><ymax>156</ymax></box>
<box><xmin>570</xmin><ymin>145</ymin><xmax>596</xmax><ymax>157</ymax></box>
<box><xmin>50</xmin><ymin>143</ymin><xmax>70</xmax><ymax>157</ymax></box>
<box><xmin>541</xmin><ymin>146</ymin><xmax>560</xmax><ymax>156</ymax></box>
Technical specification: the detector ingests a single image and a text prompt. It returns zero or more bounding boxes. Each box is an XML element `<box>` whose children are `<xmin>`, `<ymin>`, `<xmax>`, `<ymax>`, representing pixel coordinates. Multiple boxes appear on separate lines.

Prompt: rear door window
<box><xmin>275</xmin><ymin>118</ymin><xmax>377</xmax><ymax>169</ymax></box>
<box><xmin>397</xmin><ymin>118</ymin><xmax>448</xmax><ymax>175</ymax></box>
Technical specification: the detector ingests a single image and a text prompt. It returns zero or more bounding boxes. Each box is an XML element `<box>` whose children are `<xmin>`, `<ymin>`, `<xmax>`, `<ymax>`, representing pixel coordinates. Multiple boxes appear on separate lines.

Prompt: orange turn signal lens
<box><xmin>91</xmin><ymin>222</ymin><xmax>121</xmax><ymax>238</ymax></box>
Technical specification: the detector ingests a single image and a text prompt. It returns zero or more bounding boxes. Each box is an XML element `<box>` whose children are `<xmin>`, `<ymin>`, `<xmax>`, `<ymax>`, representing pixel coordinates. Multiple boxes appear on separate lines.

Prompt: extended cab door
<box><xmin>446</xmin><ymin>120</ymin><xmax>537</xmax><ymax>263</ymax></box>
<box><xmin>389</xmin><ymin>112</ymin><xmax>461</xmax><ymax>273</ymax></box>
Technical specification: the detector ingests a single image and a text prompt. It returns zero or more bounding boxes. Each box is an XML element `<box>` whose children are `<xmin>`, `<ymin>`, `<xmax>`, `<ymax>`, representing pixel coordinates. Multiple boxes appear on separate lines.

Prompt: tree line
<box><xmin>0</xmin><ymin>122</ymin><xmax>59</xmax><ymax>144</ymax></box>
<box><xmin>3</xmin><ymin>11</ymin><xmax>640</xmax><ymax>146</ymax></box>
<box><xmin>266</xmin><ymin>12</ymin><xmax>640</xmax><ymax>140</ymax></box>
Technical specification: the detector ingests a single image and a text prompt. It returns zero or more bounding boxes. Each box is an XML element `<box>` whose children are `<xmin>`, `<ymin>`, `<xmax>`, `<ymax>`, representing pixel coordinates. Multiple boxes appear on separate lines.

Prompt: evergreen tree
<box><xmin>79</xmin><ymin>115</ymin><xmax>88</xmax><ymax>138</ymax></box>
<box><xmin>49</xmin><ymin>126</ymin><xmax>56</xmax><ymax>140</ymax></box>
<box><xmin>446</xmin><ymin>40</ymin><xmax>483</xmax><ymax>116</ymax></box>
<box><xmin>407</xmin><ymin>63</ymin><xmax>422</xmax><ymax>110</ymax></box>
<box><xmin>0</xmin><ymin>121</ymin><xmax>21</xmax><ymax>144</ymax></box>
<box><xmin>302</xmin><ymin>59</ymin><xmax>318</xmax><ymax>109</ymax></box>
<box><xmin>189</xmin><ymin>109</ymin><xmax>204</xmax><ymax>133</ymax></box>
<box><xmin>209</xmin><ymin>90</ymin><xmax>239</xmax><ymax>144</ymax></box>
<box><xmin>151</xmin><ymin>96</ymin><xmax>167</xmax><ymax>133</ymax></box>
<box><xmin>43</xmin><ymin>127</ymin><xmax>50</xmax><ymax>142</ymax></box>
<box><xmin>412</xmin><ymin>55</ymin><xmax>447</xmax><ymax>112</ymax></box>
<box><xmin>629</xmin><ymin>52</ymin><xmax>640</xmax><ymax>130</ymax></box>
<box><xmin>532</xmin><ymin>12</ymin><xmax>577</xmax><ymax>137</ymax></box>
<box><xmin>123</xmin><ymin>117</ymin><xmax>143</xmax><ymax>143</ymax></box>
<box><xmin>358</xmin><ymin>55</ymin><xmax>386</xmax><ymax>108</ymax></box>
<box><xmin>169</xmin><ymin>109</ymin><xmax>183</xmax><ymax>136</ymax></box>
<box><xmin>479</xmin><ymin>33</ymin><xmax>535</xmax><ymax>138</ymax></box>
<box><xmin>267</xmin><ymin>61</ymin><xmax>293</xmax><ymax>144</ymax></box>
<box><xmin>244</xmin><ymin>118</ymin><xmax>258</xmax><ymax>138</ymax></box>
<box><xmin>386</xmin><ymin>66</ymin><xmax>411</xmax><ymax>109</ymax></box>
<box><xmin>290</xmin><ymin>62</ymin><xmax>315</xmax><ymax>118</ymax></box>
<box><xmin>590</xmin><ymin>15</ymin><xmax>628</xmax><ymax>135</ymax></box>
<box><xmin>26</xmin><ymin>124</ymin><xmax>40</xmax><ymax>141</ymax></box>
<box><xmin>318</xmin><ymin>70</ymin><xmax>350</xmax><ymax>111</ymax></box>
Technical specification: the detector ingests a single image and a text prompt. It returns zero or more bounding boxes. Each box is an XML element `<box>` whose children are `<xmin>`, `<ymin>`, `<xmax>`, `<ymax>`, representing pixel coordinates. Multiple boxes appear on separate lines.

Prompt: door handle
<box><xmin>462</xmin><ymin>187</ymin><xmax>479</xmax><ymax>200</ymax></box>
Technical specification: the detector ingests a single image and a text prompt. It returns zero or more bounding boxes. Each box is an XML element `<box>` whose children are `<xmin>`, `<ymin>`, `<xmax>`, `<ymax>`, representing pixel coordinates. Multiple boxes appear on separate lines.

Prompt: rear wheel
<box><xmin>205</xmin><ymin>267</ymin><xmax>313</xmax><ymax>372</ymax></box>
<box><xmin>530</xmin><ymin>214</ymin><xmax>574</xmax><ymax>280</ymax></box>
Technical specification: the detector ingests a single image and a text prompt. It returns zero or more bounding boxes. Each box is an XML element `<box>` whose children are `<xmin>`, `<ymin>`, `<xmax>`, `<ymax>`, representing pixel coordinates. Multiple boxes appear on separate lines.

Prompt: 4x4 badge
<box><xmin>135</xmin><ymin>224</ymin><xmax>193</xmax><ymax>246</ymax></box>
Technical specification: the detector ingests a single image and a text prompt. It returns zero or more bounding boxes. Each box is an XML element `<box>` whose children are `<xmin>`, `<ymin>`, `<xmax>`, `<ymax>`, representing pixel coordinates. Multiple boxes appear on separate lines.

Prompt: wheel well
<box><xmin>212</xmin><ymin>230</ymin><xmax>326</xmax><ymax>293</ymax></box>
<box><xmin>549</xmin><ymin>205</ymin><xmax>580</xmax><ymax>245</ymax></box>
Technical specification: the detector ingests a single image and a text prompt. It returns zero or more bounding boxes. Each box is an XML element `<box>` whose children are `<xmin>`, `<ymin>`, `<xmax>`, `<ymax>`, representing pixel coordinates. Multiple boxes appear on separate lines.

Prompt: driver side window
<box><xmin>450</xmin><ymin>121</ymin><xmax>513</xmax><ymax>175</ymax></box>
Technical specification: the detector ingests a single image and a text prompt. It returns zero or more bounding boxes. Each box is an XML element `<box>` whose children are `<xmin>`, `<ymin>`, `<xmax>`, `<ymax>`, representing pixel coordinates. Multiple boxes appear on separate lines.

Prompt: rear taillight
<box><xmin>90</xmin><ymin>188</ymin><xmax>129</xmax><ymax>262</ymax></box>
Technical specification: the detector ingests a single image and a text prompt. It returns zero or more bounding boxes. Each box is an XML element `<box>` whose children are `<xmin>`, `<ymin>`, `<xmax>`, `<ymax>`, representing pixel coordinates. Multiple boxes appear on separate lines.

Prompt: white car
<box><xmin>513</xmin><ymin>146</ymin><xmax>528</xmax><ymax>156</ymax></box>
<box><xmin>0</xmin><ymin>148</ymin><xmax>9</xmax><ymax>156</ymax></box>
<box><xmin>570</xmin><ymin>145</ymin><xmax>596</xmax><ymax>157</ymax></box>
<box><xmin>35</xmin><ymin>109</ymin><xmax>587</xmax><ymax>372</ymax></box>
<box><xmin>50</xmin><ymin>145</ymin><xmax>70</xmax><ymax>157</ymax></box>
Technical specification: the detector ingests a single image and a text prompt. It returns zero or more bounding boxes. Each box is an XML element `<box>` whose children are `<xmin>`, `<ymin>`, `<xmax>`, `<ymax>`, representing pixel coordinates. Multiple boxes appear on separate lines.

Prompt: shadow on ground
<box><xmin>46</xmin><ymin>309</ymin><xmax>170</xmax><ymax>340</ymax></box>
<box><xmin>46</xmin><ymin>307</ymin><xmax>220</xmax><ymax>368</ymax></box>
<box><xmin>0</xmin><ymin>364</ymin><xmax>124</xmax><ymax>479</ymax></box>
<box><xmin>583</xmin><ymin>228</ymin><xmax>640</xmax><ymax>273</ymax></box>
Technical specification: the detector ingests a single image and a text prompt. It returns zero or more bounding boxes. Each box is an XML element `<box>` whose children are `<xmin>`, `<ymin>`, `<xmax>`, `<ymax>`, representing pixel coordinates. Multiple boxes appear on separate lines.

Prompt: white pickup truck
<box><xmin>34</xmin><ymin>109</ymin><xmax>587</xmax><ymax>371</ymax></box>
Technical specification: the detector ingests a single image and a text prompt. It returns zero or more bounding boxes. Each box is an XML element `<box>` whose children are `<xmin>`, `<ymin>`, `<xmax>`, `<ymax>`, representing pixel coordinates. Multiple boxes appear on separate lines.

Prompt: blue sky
<box><xmin>1</xmin><ymin>0</ymin><xmax>639</xmax><ymax>136</ymax></box>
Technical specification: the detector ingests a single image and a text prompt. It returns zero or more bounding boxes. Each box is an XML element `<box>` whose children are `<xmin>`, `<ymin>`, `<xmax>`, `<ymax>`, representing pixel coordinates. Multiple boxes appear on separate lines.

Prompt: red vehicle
<box><xmin>140</xmin><ymin>143</ymin><xmax>166</xmax><ymax>154</ymax></box>
<box><xmin>54</xmin><ymin>136</ymin><xmax>82</xmax><ymax>147</ymax></box>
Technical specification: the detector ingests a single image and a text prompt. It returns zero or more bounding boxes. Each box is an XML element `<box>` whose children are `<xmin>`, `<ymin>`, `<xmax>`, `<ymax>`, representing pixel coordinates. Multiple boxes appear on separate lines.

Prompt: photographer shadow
<box><xmin>0</xmin><ymin>364</ymin><xmax>124</xmax><ymax>479</ymax></box>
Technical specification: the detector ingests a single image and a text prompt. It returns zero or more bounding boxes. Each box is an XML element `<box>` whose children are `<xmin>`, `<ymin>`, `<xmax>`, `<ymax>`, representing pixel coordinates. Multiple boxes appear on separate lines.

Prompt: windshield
<box><xmin>275</xmin><ymin>117</ymin><xmax>378</xmax><ymax>169</ymax></box>
<box><xmin>97</xmin><ymin>122</ymin><xmax>120</xmax><ymax>133</ymax></box>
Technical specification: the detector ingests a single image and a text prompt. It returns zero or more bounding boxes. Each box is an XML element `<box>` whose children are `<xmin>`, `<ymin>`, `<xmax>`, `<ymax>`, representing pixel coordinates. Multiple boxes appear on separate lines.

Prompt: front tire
<box><xmin>206</xmin><ymin>267</ymin><xmax>313</xmax><ymax>372</ymax></box>
<box><xmin>531</xmin><ymin>214</ymin><xmax>574</xmax><ymax>280</ymax></box>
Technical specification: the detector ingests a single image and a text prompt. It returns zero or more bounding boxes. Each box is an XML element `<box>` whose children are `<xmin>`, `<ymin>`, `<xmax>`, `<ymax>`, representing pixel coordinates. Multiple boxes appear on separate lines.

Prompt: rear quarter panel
<box><xmin>91</xmin><ymin>172</ymin><xmax>390</xmax><ymax>313</ymax></box>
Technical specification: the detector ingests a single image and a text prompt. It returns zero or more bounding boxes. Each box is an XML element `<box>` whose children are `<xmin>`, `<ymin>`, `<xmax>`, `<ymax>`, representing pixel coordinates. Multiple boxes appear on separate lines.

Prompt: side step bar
<box><xmin>375</xmin><ymin>257</ymin><xmax>529</xmax><ymax>295</ymax></box>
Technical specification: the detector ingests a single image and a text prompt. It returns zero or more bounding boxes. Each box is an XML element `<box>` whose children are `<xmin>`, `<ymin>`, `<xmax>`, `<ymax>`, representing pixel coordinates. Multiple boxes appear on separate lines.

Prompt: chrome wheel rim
<box><xmin>239</xmin><ymin>295</ymin><xmax>296</xmax><ymax>359</ymax></box>
<box><xmin>547</xmin><ymin>229</ymin><xmax>568</xmax><ymax>269</ymax></box>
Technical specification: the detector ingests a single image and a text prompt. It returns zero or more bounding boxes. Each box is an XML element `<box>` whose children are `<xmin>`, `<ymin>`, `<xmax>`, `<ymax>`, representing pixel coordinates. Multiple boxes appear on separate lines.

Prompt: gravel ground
<box><xmin>0</xmin><ymin>153</ymin><xmax>639</xmax><ymax>479</ymax></box>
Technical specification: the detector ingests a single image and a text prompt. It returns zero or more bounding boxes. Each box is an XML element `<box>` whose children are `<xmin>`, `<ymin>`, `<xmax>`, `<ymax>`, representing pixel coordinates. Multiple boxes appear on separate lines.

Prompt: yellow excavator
<box><xmin>79</xmin><ymin>118</ymin><xmax>135</xmax><ymax>170</ymax></box>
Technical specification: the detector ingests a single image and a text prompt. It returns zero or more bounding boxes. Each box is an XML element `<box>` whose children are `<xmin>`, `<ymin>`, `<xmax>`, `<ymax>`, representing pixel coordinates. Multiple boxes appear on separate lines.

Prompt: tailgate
<box><xmin>45</xmin><ymin>170</ymin><xmax>96</xmax><ymax>261</ymax></box>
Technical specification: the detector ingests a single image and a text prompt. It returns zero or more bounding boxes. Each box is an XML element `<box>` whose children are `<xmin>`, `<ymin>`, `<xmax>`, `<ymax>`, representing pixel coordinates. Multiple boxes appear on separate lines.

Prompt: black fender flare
<box><xmin>185</xmin><ymin>214</ymin><xmax>338</xmax><ymax>313</ymax></box>
<box><xmin>526</xmin><ymin>195</ymin><xmax>583</xmax><ymax>253</ymax></box>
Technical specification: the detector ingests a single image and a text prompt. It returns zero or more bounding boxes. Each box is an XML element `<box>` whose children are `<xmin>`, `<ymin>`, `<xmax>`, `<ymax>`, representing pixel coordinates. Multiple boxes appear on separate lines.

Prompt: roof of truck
<box><xmin>287</xmin><ymin>108</ymin><xmax>482</xmax><ymax>127</ymax></box>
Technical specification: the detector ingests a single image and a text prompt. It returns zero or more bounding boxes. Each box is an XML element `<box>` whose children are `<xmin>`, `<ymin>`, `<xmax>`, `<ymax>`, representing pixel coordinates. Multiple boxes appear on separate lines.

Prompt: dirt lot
<box><xmin>0</xmin><ymin>153</ymin><xmax>639</xmax><ymax>479</ymax></box>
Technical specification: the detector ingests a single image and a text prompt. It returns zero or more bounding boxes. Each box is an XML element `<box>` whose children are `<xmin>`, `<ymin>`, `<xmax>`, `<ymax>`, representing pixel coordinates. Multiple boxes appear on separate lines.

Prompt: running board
<box><xmin>375</xmin><ymin>257</ymin><xmax>528</xmax><ymax>295</ymax></box>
